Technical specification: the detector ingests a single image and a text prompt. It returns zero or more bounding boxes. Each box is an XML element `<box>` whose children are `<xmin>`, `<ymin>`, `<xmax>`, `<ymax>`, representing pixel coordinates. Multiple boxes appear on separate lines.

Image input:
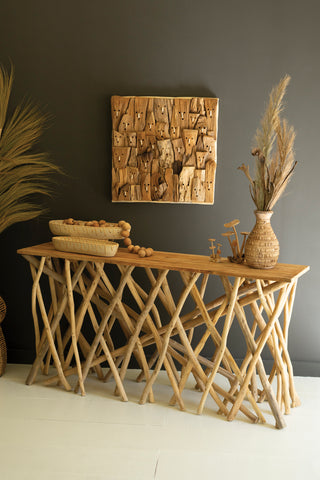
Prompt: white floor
<box><xmin>0</xmin><ymin>364</ymin><xmax>319</xmax><ymax>480</ymax></box>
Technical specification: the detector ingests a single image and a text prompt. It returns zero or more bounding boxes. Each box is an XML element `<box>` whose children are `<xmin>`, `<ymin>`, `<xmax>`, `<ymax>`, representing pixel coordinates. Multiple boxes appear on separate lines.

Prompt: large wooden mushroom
<box><xmin>224</xmin><ymin>219</ymin><xmax>240</xmax><ymax>255</ymax></box>
<box><xmin>222</xmin><ymin>231</ymin><xmax>236</xmax><ymax>257</ymax></box>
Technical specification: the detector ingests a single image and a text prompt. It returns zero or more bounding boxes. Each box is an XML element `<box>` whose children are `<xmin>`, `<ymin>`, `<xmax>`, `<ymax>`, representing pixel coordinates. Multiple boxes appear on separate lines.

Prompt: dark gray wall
<box><xmin>0</xmin><ymin>0</ymin><xmax>319</xmax><ymax>375</ymax></box>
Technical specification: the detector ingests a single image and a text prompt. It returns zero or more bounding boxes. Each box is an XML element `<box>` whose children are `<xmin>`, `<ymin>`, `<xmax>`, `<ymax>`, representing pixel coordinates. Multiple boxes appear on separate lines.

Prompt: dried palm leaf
<box><xmin>0</xmin><ymin>64</ymin><xmax>13</xmax><ymax>136</ymax></box>
<box><xmin>0</xmin><ymin>64</ymin><xmax>61</xmax><ymax>235</ymax></box>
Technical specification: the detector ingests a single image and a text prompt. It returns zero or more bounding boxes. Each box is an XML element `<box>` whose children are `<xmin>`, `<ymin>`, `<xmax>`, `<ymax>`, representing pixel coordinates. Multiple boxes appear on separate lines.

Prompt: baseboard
<box><xmin>7</xmin><ymin>349</ymin><xmax>35</xmax><ymax>365</ymax></box>
<box><xmin>233</xmin><ymin>358</ymin><xmax>320</xmax><ymax>377</ymax></box>
<box><xmin>287</xmin><ymin>360</ymin><xmax>320</xmax><ymax>377</ymax></box>
<box><xmin>7</xmin><ymin>350</ymin><xmax>320</xmax><ymax>377</ymax></box>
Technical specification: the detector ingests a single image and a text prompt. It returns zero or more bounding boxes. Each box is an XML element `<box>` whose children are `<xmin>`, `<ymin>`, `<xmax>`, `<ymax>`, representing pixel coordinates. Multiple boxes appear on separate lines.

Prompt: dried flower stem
<box><xmin>239</xmin><ymin>75</ymin><xmax>296</xmax><ymax>211</ymax></box>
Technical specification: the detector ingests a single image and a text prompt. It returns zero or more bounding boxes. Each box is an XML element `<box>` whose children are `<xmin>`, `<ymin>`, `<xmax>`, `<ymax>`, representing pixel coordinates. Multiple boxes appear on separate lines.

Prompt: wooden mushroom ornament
<box><xmin>222</xmin><ymin>231</ymin><xmax>236</xmax><ymax>258</ymax></box>
<box><xmin>223</xmin><ymin>219</ymin><xmax>247</xmax><ymax>264</ymax></box>
<box><xmin>208</xmin><ymin>238</ymin><xmax>216</xmax><ymax>261</ymax></box>
<box><xmin>224</xmin><ymin>219</ymin><xmax>240</xmax><ymax>253</ymax></box>
<box><xmin>208</xmin><ymin>238</ymin><xmax>222</xmax><ymax>262</ymax></box>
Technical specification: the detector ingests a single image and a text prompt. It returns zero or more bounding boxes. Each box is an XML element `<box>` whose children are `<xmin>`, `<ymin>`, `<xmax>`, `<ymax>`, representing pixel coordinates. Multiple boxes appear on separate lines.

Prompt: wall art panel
<box><xmin>111</xmin><ymin>95</ymin><xmax>219</xmax><ymax>204</ymax></box>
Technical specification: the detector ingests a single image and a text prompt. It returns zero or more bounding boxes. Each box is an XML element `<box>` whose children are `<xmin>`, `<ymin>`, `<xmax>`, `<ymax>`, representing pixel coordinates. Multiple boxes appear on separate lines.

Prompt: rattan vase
<box><xmin>245</xmin><ymin>210</ymin><xmax>279</xmax><ymax>269</ymax></box>
<box><xmin>0</xmin><ymin>296</ymin><xmax>7</xmax><ymax>376</ymax></box>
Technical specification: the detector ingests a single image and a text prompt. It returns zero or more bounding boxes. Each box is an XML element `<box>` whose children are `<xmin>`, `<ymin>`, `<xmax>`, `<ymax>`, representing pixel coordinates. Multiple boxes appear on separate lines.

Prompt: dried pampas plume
<box><xmin>239</xmin><ymin>75</ymin><xmax>297</xmax><ymax>211</ymax></box>
<box><xmin>0</xmin><ymin>64</ymin><xmax>61</xmax><ymax>234</ymax></box>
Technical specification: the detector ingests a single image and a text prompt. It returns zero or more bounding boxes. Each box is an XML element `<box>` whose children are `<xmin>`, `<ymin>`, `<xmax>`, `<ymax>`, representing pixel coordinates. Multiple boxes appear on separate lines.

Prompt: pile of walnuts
<box><xmin>62</xmin><ymin>218</ymin><xmax>153</xmax><ymax>257</ymax></box>
<box><xmin>126</xmin><ymin>243</ymin><xmax>154</xmax><ymax>258</ymax></box>
<box><xmin>63</xmin><ymin>218</ymin><xmax>111</xmax><ymax>227</ymax></box>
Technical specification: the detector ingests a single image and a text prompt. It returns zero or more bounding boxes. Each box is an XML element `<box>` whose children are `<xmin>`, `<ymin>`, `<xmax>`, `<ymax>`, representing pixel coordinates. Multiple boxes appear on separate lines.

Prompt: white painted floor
<box><xmin>0</xmin><ymin>364</ymin><xmax>319</xmax><ymax>480</ymax></box>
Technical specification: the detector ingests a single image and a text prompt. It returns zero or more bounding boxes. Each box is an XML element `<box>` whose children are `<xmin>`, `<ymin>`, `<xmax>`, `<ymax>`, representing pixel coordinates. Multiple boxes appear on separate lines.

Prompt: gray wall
<box><xmin>0</xmin><ymin>0</ymin><xmax>319</xmax><ymax>375</ymax></box>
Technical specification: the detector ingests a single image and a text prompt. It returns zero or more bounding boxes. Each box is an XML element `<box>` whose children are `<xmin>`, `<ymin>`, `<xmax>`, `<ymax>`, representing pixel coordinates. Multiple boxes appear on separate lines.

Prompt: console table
<box><xmin>17</xmin><ymin>242</ymin><xmax>309</xmax><ymax>429</ymax></box>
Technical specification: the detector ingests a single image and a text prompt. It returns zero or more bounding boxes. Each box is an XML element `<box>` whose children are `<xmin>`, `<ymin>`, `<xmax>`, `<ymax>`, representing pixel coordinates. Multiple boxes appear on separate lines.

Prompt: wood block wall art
<box><xmin>111</xmin><ymin>95</ymin><xmax>219</xmax><ymax>204</ymax></box>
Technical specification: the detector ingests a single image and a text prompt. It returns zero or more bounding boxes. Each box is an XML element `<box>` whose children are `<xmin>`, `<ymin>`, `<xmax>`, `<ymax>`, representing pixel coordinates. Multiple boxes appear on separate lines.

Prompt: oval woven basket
<box><xmin>52</xmin><ymin>236</ymin><xmax>119</xmax><ymax>257</ymax></box>
<box><xmin>49</xmin><ymin>220</ymin><xmax>126</xmax><ymax>240</ymax></box>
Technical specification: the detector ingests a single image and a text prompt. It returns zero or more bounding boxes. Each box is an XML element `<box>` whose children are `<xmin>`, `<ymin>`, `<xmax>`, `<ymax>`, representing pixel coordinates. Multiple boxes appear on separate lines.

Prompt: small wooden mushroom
<box><xmin>208</xmin><ymin>238</ymin><xmax>215</xmax><ymax>259</ymax></box>
<box><xmin>208</xmin><ymin>238</ymin><xmax>222</xmax><ymax>262</ymax></box>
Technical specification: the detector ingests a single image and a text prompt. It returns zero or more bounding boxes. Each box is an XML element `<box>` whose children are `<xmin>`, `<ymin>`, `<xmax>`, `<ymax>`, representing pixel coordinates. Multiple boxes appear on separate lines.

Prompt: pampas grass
<box><xmin>0</xmin><ymin>64</ymin><xmax>60</xmax><ymax>234</ymax></box>
<box><xmin>239</xmin><ymin>74</ymin><xmax>297</xmax><ymax>211</ymax></box>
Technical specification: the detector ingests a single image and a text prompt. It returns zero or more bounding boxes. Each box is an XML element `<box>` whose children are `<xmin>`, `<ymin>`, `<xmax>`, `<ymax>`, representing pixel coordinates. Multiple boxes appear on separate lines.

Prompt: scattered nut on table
<box><xmin>127</xmin><ymin>244</ymin><xmax>154</xmax><ymax>257</ymax></box>
<box><xmin>124</xmin><ymin>238</ymin><xmax>132</xmax><ymax>246</ymax></box>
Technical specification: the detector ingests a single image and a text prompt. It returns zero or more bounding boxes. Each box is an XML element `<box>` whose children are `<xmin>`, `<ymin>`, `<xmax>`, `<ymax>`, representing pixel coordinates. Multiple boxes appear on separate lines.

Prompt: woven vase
<box><xmin>245</xmin><ymin>210</ymin><xmax>279</xmax><ymax>269</ymax></box>
<box><xmin>0</xmin><ymin>296</ymin><xmax>7</xmax><ymax>377</ymax></box>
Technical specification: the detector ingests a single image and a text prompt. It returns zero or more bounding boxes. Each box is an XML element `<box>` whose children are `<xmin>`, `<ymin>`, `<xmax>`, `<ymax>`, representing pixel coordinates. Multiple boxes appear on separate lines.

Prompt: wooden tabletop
<box><xmin>17</xmin><ymin>242</ymin><xmax>310</xmax><ymax>282</ymax></box>
<box><xmin>17</xmin><ymin>242</ymin><xmax>309</xmax><ymax>282</ymax></box>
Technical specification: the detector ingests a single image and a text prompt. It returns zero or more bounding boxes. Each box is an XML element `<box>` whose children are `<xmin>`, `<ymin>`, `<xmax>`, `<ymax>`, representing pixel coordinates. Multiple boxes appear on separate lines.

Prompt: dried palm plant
<box><xmin>0</xmin><ymin>64</ymin><xmax>60</xmax><ymax>234</ymax></box>
<box><xmin>238</xmin><ymin>74</ymin><xmax>297</xmax><ymax>211</ymax></box>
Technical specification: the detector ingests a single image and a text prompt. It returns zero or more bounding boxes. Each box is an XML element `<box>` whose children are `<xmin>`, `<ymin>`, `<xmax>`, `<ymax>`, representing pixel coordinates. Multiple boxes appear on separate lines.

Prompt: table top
<box><xmin>17</xmin><ymin>242</ymin><xmax>309</xmax><ymax>282</ymax></box>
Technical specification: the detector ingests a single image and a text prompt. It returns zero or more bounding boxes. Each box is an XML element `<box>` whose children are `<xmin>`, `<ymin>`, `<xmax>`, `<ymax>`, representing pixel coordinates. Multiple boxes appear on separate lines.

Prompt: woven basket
<box><xmin>49</xmin><ymin>220</ymin><xmax>126</xmax><ymax>240</ymax></box>
<box><xmin>52</xmin><ymin>236</ymin><xmax>119</xmax><ymax>257</ymax></box>
<box><xmin>0</xmin><ymin>296</ymin><xmax>6</xmax><ymax>323</ymax></box>
<box><xmin>0</xmin><ymin>327</ymin><xmax>7</xmax><ymax>377</ymax></box>
<box><xmin>0</xmin><ymin>296</ymin><xmax>7</xmax><ymax>377</ymax></box>
<box><xmin>245</xmin><ymin>210</ymin><xmax>279</xmax><ymax>269</ymax></box>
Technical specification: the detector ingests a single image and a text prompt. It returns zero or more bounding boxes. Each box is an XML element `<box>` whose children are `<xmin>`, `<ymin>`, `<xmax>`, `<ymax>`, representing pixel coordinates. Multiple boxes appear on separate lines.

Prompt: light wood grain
<box><xmin>111</xmin><ymin>95</ymin><xmax>219</xmax><ymax>204</ymax></box>
<box><xmin>19</xmin><ymin>242</ymin><xmax>309</xmax><ymax>429</ymax></box>
<box><xmin>17</xmin><ymin>243</ymin><xmax>310</xmax><ymax>282</ymax></box>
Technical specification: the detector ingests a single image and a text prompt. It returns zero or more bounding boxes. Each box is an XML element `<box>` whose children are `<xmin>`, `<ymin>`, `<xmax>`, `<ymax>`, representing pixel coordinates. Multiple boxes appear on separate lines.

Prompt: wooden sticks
<box><xmin>19</xmin><ymin>244</ymin><xmax>308</xmax><ymax>429</ymax></box>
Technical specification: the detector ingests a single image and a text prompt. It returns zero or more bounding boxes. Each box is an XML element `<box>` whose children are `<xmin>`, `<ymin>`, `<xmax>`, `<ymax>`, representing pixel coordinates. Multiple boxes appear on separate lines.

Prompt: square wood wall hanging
<box><xmin>111</xmin><ymin>95</ymin><xmax>219</xmax><ymax>204</ymax></box>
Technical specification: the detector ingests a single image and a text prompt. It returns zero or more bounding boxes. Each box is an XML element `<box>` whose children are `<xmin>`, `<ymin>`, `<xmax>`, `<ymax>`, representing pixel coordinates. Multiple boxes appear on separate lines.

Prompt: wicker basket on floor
<box><xmin>0</xmin><ymin>296</ymin><xmax>7</xmax><ymax>377</ymax></box>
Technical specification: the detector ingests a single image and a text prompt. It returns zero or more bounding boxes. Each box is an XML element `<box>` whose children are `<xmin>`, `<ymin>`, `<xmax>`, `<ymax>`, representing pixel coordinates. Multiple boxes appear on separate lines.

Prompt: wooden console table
<box><xmin>17</xmin><ymin>242</ymin><xmax>309</xmax><ymax>429</ymax></box>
